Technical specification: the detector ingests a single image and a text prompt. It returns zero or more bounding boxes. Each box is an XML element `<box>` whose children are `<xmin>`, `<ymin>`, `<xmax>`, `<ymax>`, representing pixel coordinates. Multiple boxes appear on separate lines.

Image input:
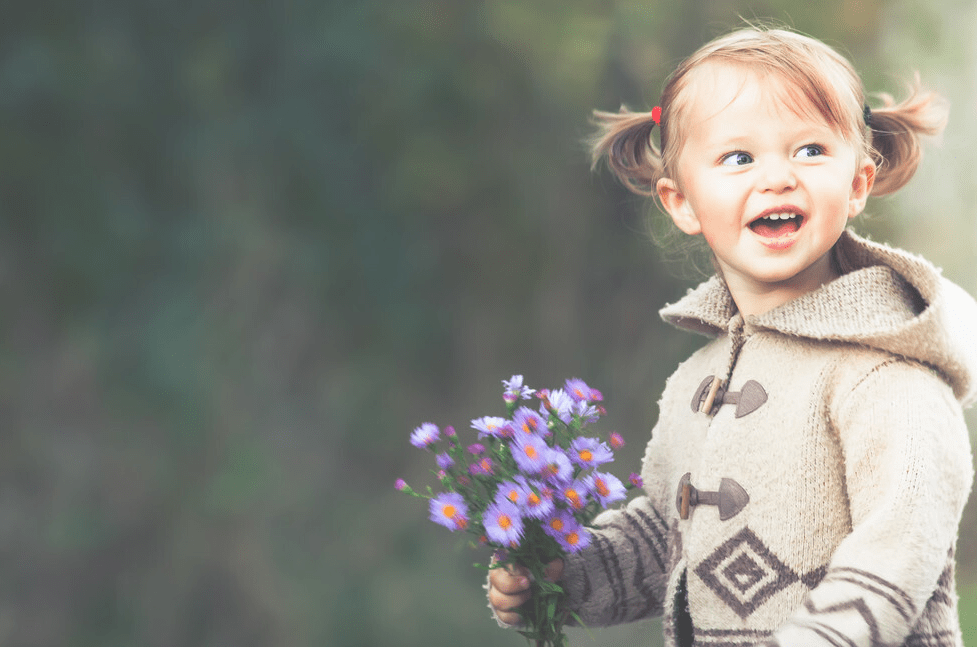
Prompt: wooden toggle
<box><xmin>676</xmin><ymin>472</ymin><xmax>750</xmax><ymax>521</ymax></box>
<box><xmin>691</xmin><ymin>375</ymin><xmax>767</xmax><ymax>418</ymax></box>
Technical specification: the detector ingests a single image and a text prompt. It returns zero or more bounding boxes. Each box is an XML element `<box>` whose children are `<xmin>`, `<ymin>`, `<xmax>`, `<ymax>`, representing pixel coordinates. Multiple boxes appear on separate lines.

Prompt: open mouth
<box><xmin>749</xmin><ymin>212</ymin><xmax>804</xmax><ymax>238</ymax></box>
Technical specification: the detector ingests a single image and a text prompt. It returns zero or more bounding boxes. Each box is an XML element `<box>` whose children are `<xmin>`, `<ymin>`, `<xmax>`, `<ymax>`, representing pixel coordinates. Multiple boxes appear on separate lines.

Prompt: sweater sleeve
<box><xmin>558</xmin><ymin>407</ymin><xmax>681</xmax><ymax>628</ymax></box>
<box><xmin>768</xmin><ymin>360</ymin><xmax>973</xmax><ymax>647</ymax></box>
<box><xmin>560</xmin><ymin>493</ymin><xmax>671</xmax><ymax>626</ymax></box>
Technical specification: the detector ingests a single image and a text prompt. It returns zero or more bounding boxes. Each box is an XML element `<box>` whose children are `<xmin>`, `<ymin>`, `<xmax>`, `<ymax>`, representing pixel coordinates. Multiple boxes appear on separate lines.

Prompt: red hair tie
<box><xmin>651</xmin><ymin>106</ymin><xmax>662</xmax><ymax>125</ymax></box>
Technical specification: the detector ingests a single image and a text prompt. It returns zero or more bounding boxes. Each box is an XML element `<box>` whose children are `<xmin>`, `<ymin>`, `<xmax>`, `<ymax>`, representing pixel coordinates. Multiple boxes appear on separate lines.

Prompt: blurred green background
<box><xmin>1</xmin><ymin>1</ymin><xmax>974</xmax><ymax>645</ymax></box>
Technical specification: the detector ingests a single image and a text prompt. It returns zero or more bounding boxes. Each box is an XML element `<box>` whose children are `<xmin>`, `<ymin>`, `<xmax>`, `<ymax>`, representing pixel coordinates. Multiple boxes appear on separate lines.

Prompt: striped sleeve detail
<box><xmin>592</xmin><ymin>502</ymin><xmax>669</xmax><ymax>621</ymax></box>
<box><xmin>631</xmin><ymin>505</ymin><xmax>668</xmax><ymax>572</ymax></box>
<box><xmin>625</xmin><ymin>506</ymin><xmax>668</xmax><ymax>618</ymax></box>
<box><xmin>697</xmin><ymin>628</ymin><xmax>774</xmax><ymax>647</ymax></box>
<box><xmin>822</xmin><ymin>568</ymin><xmax>916</xmax><ymax>623</ymax></box>
<box><xmin>903</xmin><ymin>631</ymin><xmax>957</xmax><ymax>647</ymax></box>
<box><xmin>799</xmin><ymin>596</ymin><xmax>878</xmax><ymax>647</ymax></box>
<box><xmin>592</xmin><ymin>533</ymin><xmax>628</xmax><ymax>622</ymax></box>
<box><xmin>563</xmin><ymin>499</ymin><xmax>671</xmax><ymax>626</ymax></box>
<box><xmin>766</xmin><ymin>548</ymin><xmax>965</xmax><ymax>647</ymax></box>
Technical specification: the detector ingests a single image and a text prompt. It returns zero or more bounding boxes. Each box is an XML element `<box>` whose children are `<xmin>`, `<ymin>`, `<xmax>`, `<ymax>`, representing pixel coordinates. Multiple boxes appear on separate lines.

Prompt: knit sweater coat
<box><xmin>560</xmin><ymin>230</ymin><xmax>977</xmax><ymax>647</ymax></box>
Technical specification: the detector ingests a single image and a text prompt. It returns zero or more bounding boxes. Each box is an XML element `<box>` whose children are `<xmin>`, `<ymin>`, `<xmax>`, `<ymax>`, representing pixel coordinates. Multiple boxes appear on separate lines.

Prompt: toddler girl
<box><xmin>488</xmin><ymin>26</ymin><xmax>977</xmax><ymax>647</ymax></box>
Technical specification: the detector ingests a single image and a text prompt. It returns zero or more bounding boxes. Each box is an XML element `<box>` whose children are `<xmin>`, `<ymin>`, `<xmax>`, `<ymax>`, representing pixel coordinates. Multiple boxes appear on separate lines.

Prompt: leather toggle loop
<box><xmin>691</xmin><ymin>376</ymin><xmax>767</xmax><ymax>417</ymax></box>
<box><xmin>676</xmin><ymin>472</ymin><xmax>750</xmax><ymax>521</ymax></box>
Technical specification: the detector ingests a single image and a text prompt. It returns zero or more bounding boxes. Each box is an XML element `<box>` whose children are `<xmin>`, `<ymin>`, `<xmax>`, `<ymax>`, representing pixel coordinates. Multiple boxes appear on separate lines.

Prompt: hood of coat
<box><xmin>660</xmin><ymin>229</ymin><xmax>977</xmax><ymax>407</ymax></box>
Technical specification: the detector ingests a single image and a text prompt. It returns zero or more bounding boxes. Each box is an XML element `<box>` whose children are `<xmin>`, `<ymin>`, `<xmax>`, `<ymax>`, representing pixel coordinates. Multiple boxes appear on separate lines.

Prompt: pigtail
<box><xmin>589</xmin><ymin>107</ymin><xmax>666</xmax><ymax>197</ymax></box>
<box><xmin>867</xmin><ymin>74</ymin><xmax>948</xmax><ymax>196</ymax></box>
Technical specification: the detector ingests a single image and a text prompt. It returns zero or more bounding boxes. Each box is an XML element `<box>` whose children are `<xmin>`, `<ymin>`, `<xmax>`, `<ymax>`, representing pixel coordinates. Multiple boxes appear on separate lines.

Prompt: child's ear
<box><xmin>657</xmin><ymin>177</ymin><xmax>701</xmax><ymax>235</ymax></box>
<box><xmin>848</xmin><ymin>157</ymin><xmax>876</xmax><ymax>219</ymax></box>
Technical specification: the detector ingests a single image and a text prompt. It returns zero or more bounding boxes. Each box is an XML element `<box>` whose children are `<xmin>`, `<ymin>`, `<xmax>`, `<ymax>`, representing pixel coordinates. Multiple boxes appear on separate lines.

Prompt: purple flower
<box><xmin>573</xmin><ymin>400</ymin><xmax>601</xmax><ymax>423</ymax></box>
<box><xmin>503</xmin><ymin>375</ymin><xmax>535</xmax><ymax>403</ymax></box>
<box><xmin>555</xmin><ymin>517</ymin><xmax>591</xmax><ymax>553</ymax></box>
<box><xmin>569</xmin><ymin>437</ymin><xmax>614</xmax><ymax>468</ymax></box>
<box><xmin>564</xmin><ymin>378</ymin><xmax>596</xmax><ymax>403</ymax></box>
<box><xmin>512</xmin><ymin>407</ymin><xmax>546</xmax><ymax>437</ymax></box>
<box><xmin>539</xmin><ymin>447</ymin><xmax>573</xmax><ymax>483</ymax></box>
<box><xmin>588</xmin><ymin>471</ymin><xmax>627</xmax><ymax>507</ymax></box>
<box><xmin>494</xmin><ymin>479</ymin><xmax>529</xmax><ymax>509</ymax></box>
<box><xmin>469</xmin><ymin>456</ymin><xmax>495</xmax><ymax>476</ymax></box>
<box><xmin>471</xmin><ymin>416</ymin><xmax>509</xmax><ymax>439</ymax></box>
<box><xmin>559</xmin><ymin>479</ymin><xmax>590</xmax><ymax>512</ymax></box>
<box><xmin>410</xmin><ymin>423</ymin><xmax>440</xmax><ymax>449</ymax></box>
<box><xmin>429</xmin><ymin>492</ymin><xmax>469</xmax><ymax>531</ymax></box>
<box><xmin>519</xmin><ymin>479</ymin><xmax>555</xmax><ymax>519</ymax></box>
<box><xmin>436</xmin><ymin>452</ymin><xmax>455</xmax><ymax>470</ymax></box>
<box><xmin>483</xmin><ymin>499</ymin><xmax>525</xmax><ymax>546</ymax></box>
<box><xmin>512</xmin><ymin>433</ymin><xmax>548</xmax><ymax>474</ymax></box>
<box><xmin>542</xmin><ymin>509</ymin><xmax>575</xmax><ymax>539</ymax></box>
<box><xmin>395</xmin><ymin>478</ymin><xmax>408</xmax><ymax>491</ymax></box>
<box><xmin>629</xmin><ymin>473</ymin><xmax>643</xmax><ymax>488</ymax></box>
<box><xmin>467</xmin><ymin>443</ymin><xmax>486</xmax><ymax>456</ymax></box>
<box><xmin>545</xmin><ymin>389</ymin><xmax>574</xmax><ymax>424</ymax></box>
<box><xmin>609</xmin><ymin>432</ymin><xmax>625</xmax><ymax>449</ymax></box>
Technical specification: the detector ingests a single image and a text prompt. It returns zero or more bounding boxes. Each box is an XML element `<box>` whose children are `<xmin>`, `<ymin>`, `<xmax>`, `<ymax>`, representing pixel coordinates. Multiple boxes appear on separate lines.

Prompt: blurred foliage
<box><xmin>0</xmin><ymin>0</ymin><xmax>973</xmax><ymax>646</ymax></box>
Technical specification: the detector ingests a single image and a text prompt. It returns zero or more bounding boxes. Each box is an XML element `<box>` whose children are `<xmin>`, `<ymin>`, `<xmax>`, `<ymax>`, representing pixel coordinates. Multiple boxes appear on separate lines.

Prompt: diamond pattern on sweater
<box><xmin>694</xmin><ymin>527</ymin><xmax>798</xmax><ymax>619</ymax></box>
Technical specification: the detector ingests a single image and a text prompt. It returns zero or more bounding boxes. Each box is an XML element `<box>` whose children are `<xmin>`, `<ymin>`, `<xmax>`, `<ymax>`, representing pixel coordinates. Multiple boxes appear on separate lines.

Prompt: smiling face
<box><xmin>657</xmin><ymin>63</ymin><xmax>875</xmax><ymax>316</ymax></box>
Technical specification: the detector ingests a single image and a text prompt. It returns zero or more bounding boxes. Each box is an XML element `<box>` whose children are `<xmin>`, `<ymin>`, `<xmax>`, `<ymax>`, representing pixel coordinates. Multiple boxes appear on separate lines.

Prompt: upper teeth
<box><xmin>762</xmin><ymin>213</ymin><xmax>798</xmax><ymax>221</ymax></box>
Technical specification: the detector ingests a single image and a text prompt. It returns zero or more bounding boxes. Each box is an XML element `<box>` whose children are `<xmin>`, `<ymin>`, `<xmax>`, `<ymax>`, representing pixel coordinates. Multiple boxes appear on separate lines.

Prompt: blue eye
<box><xmin>796</xmin><ymin>144</ymin><xmax>824</xmax><ymax>158</ymax></box>
<box><xmin>720</xmin><ymin>152</ymin><xmax>753</xmax><ymax>166</ymax></box>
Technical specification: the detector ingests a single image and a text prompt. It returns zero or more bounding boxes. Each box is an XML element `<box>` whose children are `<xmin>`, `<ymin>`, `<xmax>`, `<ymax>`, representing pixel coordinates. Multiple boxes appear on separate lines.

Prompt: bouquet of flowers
<box><xmin>396</xmin><ymin>375</ymin><xmax>641</xmax><ymax>647</ymax></box>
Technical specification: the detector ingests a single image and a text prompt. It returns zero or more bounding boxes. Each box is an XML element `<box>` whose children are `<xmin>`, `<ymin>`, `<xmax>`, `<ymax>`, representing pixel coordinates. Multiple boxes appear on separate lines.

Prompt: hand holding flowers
<box><xmin>397</xmin><ymin>376</ymin><xmax>641</xmax><ymax>647</ymax></box>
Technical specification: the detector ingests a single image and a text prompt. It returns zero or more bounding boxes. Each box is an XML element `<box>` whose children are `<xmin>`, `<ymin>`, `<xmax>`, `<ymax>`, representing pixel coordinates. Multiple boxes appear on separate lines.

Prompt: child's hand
<box><xmin>487</xmin><ymin>559</ymin><xmax>564</xmax><ymax>626</ymax></box>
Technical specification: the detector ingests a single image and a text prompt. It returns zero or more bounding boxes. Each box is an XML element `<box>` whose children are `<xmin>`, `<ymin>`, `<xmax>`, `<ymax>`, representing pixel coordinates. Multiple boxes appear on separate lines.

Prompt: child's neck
<box><xmin>724</xmin><ymin>255</ymin><xmax>841</xmax><ymax>318</ymax></box>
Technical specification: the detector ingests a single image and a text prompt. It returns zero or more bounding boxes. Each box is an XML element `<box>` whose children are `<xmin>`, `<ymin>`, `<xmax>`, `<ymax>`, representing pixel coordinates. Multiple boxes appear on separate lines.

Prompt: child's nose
<box><xmin>759</xmin><ymin>158</ymin><xmax>797</xmax><ymax>192</ymax></box>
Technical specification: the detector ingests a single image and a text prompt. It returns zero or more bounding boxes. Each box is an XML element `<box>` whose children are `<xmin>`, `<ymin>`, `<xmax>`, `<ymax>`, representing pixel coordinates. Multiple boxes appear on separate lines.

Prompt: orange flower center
<box><xmin>550</xmin><ymin>518</ymin><xmax>564</xmax><ymax>531</ymax></box>
<box><xmin>442</xmin><ymin>504</ymin><xmax>456</xmax><ymax>519</ymax></box>
<box><xmin>579</xmin><ymin>449</ymin><xmax>593</xmax><ymax>462</ymax></box>
<box><xmin>566</xmin><ymin>489</ymin><xmax>582</xmax><ymax>508</ymax></box>
<box><xmin>498</xmin><ymin>514</ymin><xmax>512</xmax><ymax>530</ymax></box>
<box><xmin>595</xmin><ymin>478</ymin><xmax>609</xmax><ymax>497</ymax></box>
<box><xmin>527</xmin><ymin>493</ymin><xmax>541</xmax><ymax>507</ymax></box>
<box><xmin>566</xmin><ymin>532</ymin><xmax>579</xmax><ymax>545</ymax></box>
<box><xmin>507</xmin><ymin>489</ymin><xmax>519</xmax><ymax>503</ymax></box>
<box><xmin>525</xmin><ymin>446</ymin><xmax>538</xmax><ymax>459</ymax></box>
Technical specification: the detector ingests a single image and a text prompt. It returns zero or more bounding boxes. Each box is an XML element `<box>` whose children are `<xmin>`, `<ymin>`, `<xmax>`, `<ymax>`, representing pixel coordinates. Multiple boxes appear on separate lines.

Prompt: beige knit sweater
<box><xmin>560</xmin><ymin>230</ymin><xmax>977</xmax><ymax>647</ymax></box>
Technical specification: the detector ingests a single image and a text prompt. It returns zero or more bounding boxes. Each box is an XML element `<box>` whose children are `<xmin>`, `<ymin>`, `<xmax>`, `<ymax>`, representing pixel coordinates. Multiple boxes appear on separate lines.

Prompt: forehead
<box><xmin>681</xmin><ymin>63</ymin><xmax>829</xmax><ymax>129</ymax></box>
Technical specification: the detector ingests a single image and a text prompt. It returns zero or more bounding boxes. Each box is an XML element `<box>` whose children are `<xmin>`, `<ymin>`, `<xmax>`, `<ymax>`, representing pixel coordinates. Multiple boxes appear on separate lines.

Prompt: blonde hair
<box><xmin>590</xmin><ymin>26</ymin><xmax>948</xmax><ymax>198</ymax></box>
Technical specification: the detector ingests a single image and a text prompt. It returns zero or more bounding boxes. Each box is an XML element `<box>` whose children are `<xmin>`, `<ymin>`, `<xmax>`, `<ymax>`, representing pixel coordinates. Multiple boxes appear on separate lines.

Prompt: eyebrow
<box><xmin>709</xmin><ymin>125</ymin><xmax>836</xmax><ymax>148</ymax></box>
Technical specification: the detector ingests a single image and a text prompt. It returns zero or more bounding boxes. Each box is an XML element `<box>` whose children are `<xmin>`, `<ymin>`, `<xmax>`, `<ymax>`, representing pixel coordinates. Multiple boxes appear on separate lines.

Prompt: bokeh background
<box><xmin>1</xmin><ymin>1</ymin><xmax>975</xmax><ymax>645</ymax></box>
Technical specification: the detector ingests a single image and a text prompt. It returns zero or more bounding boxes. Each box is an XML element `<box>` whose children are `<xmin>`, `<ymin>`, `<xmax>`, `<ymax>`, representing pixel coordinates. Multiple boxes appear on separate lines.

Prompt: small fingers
<box><xmin>488</xmin><ymin>586</ymin><xmax>531</xmax><ymax>626</ymax></box>
<box><xmin>487</xmin><ymin>560</ymin><xmax>567</xmax><ymax>627</ymax></box>
<box><xmin>487</xmin><ymin>563</ymin><xmax>532</xmax><ymax>625</ymax></box>
<box><xmin>489</xmin><ymin>563</ymin><xmax>530</xmax><ymax>594</ymax></box>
